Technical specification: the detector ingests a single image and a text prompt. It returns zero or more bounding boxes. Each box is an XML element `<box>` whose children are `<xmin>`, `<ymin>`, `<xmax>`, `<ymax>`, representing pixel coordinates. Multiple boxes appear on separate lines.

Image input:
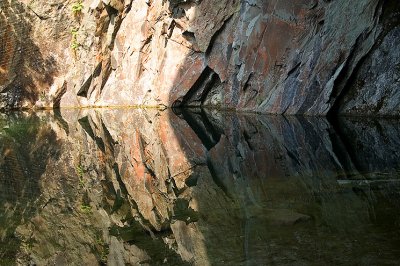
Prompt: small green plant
<box><xmin>76</xmin><ymin>164</ymin><xmax>84</xmax><ymax>177</ymax></box>
<box><xmin>71</xmin><ymin>1</ymin><xmax>84</xmax><ymax>14</ymax></box>
<box><xmin>79</xmin><ymin>177</ymin><xmax>85</xmax><ymax>188</ymax></box>
<box><xmin>70</xmin><ymin>28</ymin><xmax>80</xmax><ymax>51</ymax></box>
<box><xmin>95</xmin><ymin>235</ymin><xmax>109</xmax><ymax>263</ymax></box>
<box><xmin>71</xmin><ymin>41</ymin><xmax>80</xmax><ymax>50</ymax></box>
<box><xmin>80</xmin><ymin>204</ymin><xmax>92</xmax><ymax>213</ymax></box>
<box><xmin>71</xmin><ymin>28</ymin><xmax>79</xmax><ymax>37</ymax></box>
<box><xmin>100</xmin><ymin>246</ymin><xmax>109</xmax><ymax>263</ymax></box>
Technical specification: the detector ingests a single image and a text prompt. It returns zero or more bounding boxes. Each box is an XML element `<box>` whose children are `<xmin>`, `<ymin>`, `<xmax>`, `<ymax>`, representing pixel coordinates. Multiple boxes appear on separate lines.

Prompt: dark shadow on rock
<box><xmin>0</xmin><ymin>1</ymin><xmax>58</xmax><ymax>109</ymax></box>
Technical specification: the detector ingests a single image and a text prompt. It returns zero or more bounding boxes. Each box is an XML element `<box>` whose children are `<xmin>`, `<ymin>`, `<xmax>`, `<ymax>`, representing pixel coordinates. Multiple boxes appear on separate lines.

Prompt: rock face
<box><xmin>336</xmin><ymin>27</ymin><xmax>400</xmax><ymax>116</ymax></box>
<box><xmin>0</xmin><ymin>0</ymin><xmax>399</xmax><ymax>115</ymax></box>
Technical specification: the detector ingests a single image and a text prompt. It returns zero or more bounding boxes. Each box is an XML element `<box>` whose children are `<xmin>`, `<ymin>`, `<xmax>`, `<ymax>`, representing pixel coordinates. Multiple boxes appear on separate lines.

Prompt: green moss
<box><xmin>76</xmin><ymin>164</ymin><xmax>84</xmax><ymax>177</ymax></box>
<box><xmin>70</xmin><ymin>28</ymin><xmax>80</xmax><ymax>51</ymax></box>
<box><xmin>80</xmin><ymin>204</ymin><xmax>92</xmax><ymax>214</ymax></box>
<box><xmin>71</xmin><ymin>1</ymin><xmax>84</xmax><ymax>14</ymax></box>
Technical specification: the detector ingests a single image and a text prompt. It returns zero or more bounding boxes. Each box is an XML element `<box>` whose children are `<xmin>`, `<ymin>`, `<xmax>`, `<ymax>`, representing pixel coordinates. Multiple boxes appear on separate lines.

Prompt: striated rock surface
<box><xmin>0</xmin><ymin>0</ymin><xmax>399</xmax><ymax>115</ymax></box>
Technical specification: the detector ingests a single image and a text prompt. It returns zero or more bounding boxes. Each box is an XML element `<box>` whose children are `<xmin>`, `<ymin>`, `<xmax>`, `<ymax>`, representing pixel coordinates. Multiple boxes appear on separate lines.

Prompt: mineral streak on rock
<box><xmin>0</xmin><ymin>0</ymin><xmax>398</xmax><ymax>115</ymax></box>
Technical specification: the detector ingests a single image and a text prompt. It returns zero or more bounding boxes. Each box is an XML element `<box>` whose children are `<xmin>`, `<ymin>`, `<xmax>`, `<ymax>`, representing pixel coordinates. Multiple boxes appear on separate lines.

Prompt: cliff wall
<box><xmin>0</xmin><ymin>0</ymin><xmax>399</xmax><ymax>115</ymax></box>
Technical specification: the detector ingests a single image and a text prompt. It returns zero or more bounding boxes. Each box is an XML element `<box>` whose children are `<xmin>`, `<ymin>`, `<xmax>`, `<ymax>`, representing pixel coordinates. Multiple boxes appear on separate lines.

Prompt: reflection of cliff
<box><xmin>1</xmin><ymin>109</ymin><xmax>399</xmax><ymax>264</ymax></box>
<box><xmin>335</xmin><ymin>117</ymin><xmax>400</xmax><ymax>175</ymax></box>
<box><xmin>174</xmin><ymin>109</ymin><xmax>400</xmax><ymax>264</ymax></box>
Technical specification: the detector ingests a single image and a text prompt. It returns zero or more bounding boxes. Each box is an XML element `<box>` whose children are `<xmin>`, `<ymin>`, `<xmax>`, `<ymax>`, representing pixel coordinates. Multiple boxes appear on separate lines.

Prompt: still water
<box><xmin>0</xmin><ymin>108</ymin><xmax>399</xmax><ymax>265</ymax></box>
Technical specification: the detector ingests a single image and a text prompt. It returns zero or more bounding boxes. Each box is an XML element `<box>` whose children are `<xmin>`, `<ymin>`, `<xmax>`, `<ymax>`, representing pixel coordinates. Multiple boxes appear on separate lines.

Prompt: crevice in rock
<box><xmin>241</xmin><ymin>73</ymin><xmax>260</xmax><ymax>109</ymax></box>
<box><xmin>175</xmin><ymin>66</ymin><xmax>222</xmax><ymax>107</ymax></box>
<box><xmin>77</xmin><ymin>77</ymin><xmax>92</xmax><ymax>98</ymax></box>
<box><xmin>99</xmin><ymin>57</ymin><xmax>113</xmax><ymax>95</ymax></box>
<box><xmin>285</xmin><ymin>62</ymin><xmax>301</xmax><ymax>80</ymax></box>
<box><xmin>104</xmin><ymin>4</ymin><xmax>119</xmax><ymax>17</ymax></box>
<box><xmin>242</xmin><ymin>73</ymin><xmax>253</xmax><ymax>92</ymax></box>
<box><xmin>327</xmin><ymin>28</ymin><xmax>374</xmax><ymax>105</ymax></box>
<box><xmin>77</xmin><ymin>62</ymin><xmax>102</xmax><ymax>98</ymax></box>
<box><xmin>205</xmin><ymin>13</ymin><xmax>234</xmax><ymax>57</ymax></box>
<box><xmin>182</xmin><ymin>30</ymin><xmax>196</xmax><ymax>44</ymax></box>
<box><xmin>27</xmin><ymin>6</ymin><xmax>50</xmax><ymax>20</ymax></box>
<box><xmin>53</xmin><ymin>81</ymin><xmax>67</xmax><ymax>108</ymax></box>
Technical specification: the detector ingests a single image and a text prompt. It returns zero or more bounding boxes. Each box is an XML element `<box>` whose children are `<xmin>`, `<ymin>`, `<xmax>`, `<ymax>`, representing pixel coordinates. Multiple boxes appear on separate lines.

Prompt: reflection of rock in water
<box><xmin>0</xmin><ymin>112</ymin><xmax>60</xmax><ymax>263</ymax></box>
<box><xmin>0</xmin><ymin>109</ymin><xmax>399</xmax><ymax>265</ymax></box>
<box><xmin>175</xmin><ymin>109</ymin><xmax>400</xmax><ymax>265</ymax></box>
<box><xmin>336</xmin><ymin>117</ymin><xmax>400</xmax><ymax>175</ymax></box>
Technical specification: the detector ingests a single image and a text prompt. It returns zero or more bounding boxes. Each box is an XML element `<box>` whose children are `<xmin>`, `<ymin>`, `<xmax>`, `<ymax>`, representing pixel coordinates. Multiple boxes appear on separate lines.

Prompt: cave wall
<box><xmin>0</xmin><ymin>0</ymin><xmax>399</xmax><ymax>115</ymax></box>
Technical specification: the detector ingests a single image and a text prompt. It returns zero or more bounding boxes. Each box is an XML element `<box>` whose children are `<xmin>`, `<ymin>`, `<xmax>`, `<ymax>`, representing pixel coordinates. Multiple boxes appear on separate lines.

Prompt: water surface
<box><xmin>0</xmin><ymin>109</ymin><xmax>399</xmax><ymax>265</ymax></box>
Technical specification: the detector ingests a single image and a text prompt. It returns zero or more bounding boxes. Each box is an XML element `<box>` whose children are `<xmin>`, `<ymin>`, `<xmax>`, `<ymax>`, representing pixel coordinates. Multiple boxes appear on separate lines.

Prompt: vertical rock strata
<box><xmin>0</xmin><ymin>0</ymin><xmax>399</xmax><ymax>115</ymax></box>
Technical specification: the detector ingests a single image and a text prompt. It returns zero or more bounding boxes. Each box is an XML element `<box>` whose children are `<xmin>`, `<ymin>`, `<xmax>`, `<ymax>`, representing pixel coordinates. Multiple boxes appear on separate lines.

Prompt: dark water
<box><xmin>0</xmin><ymin>108</ymin><xmax>399</xmax><ymax>265</ymax></box>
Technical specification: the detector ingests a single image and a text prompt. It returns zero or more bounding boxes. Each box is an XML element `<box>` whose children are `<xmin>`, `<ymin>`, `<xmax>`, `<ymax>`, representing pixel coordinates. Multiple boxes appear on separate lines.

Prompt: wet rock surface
<box><xmin>1</xmin><ymin>108</ymin><xmax>400</xmax><ymax>265</ymax></box>
<box><xmin>0</xmin><ymin>1</ymin><xmax>399</xmax><ymax>115</ymax></box>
